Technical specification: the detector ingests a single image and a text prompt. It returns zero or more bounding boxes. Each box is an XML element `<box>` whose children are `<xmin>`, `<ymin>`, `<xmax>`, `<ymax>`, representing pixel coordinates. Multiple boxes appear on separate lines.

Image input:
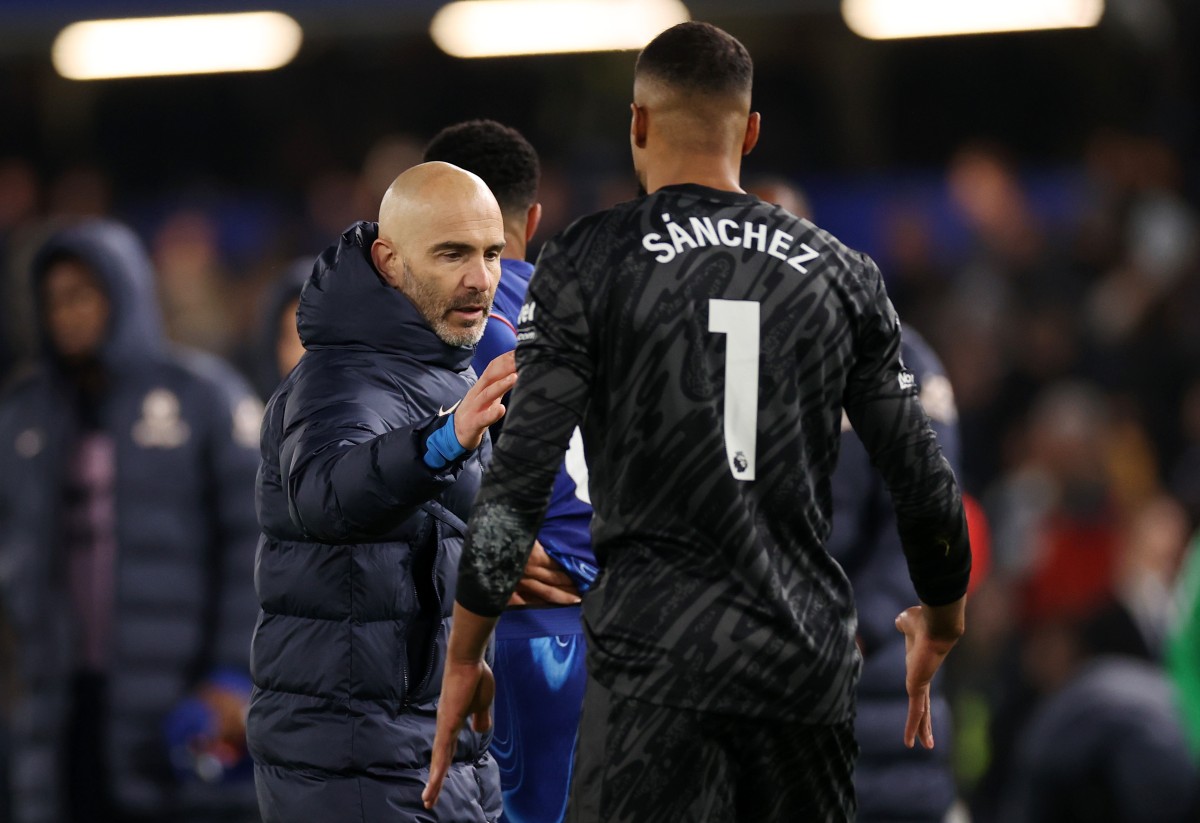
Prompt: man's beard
<box><xmin>402</xmin><ymin>263</ymin><xmax>491</xmax><ymax>348</ymax></box>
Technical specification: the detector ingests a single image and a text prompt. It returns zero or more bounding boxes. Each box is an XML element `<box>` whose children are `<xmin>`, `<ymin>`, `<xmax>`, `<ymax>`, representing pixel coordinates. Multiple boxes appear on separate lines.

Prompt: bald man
<box><xmin>248</xmin><ymin>162</ymin><xmax>513</xmax><ymax>822</ymax></box>
<box><xmin>426</xmin><ymin>23</ymin><xmax>970</xmax><ymax>823</ymax></box>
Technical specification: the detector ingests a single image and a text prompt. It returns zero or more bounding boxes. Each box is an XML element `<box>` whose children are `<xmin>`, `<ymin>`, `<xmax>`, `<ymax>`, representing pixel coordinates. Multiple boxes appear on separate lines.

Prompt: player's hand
<box><xmin>509</xmin><ymin>541</ymin><xmax>581</xmax><ymax>606</ymax></box>
<box><xmin>454</xmin><ymin>352</ymin><xmax>517</xmax><ymax>451</ymax></box>
<box><xmin>422</xmin><ymin>656</ymin><xmax>495</xmax><ymax>810</ymax></box>
<box><xmin>895</xmin><ymin>598</ymin><xmax>965</xmax><ymax>749</ymax></box>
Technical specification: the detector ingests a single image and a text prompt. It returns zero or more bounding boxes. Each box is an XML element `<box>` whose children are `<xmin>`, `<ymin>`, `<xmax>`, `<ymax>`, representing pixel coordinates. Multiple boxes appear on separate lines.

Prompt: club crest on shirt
<box><xmin>920</xmin><ymin>374</ymin><xmax>958</xmax><ymax>424</ymax></box>
<box><xmin>233</xmin><ymin>397</ymin><xmax>264</xmax><ymax>449</ymax></box>
<box><xmin>14</xmin><ymin>427</ymin><xmax>43</xmax><ymax>458</ymax></box>
<box><xmin>132</xmin><ymin>388</ymin><xmax>190</xmax><ymax>449</ymax></box>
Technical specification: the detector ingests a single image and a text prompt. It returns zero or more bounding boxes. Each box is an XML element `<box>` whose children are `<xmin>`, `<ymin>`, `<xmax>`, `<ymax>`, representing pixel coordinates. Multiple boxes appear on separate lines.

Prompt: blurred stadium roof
<box><xmin>0</xmin><ymin>0</ymin><xmax>1193</xmax><ymax>184</ymax></box>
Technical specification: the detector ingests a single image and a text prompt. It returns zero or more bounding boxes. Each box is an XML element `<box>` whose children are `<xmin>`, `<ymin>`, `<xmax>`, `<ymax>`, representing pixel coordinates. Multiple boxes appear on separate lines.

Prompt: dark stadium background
<box><xmin>2</xmin><ymin>2</ymin><xmax>1200</xmax><ymax>821</ymax></box>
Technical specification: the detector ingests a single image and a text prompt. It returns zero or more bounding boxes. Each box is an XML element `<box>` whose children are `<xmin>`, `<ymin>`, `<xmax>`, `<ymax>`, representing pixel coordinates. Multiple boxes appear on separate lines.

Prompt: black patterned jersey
<box><xmin>456</xmin><ymin>183</ymin><xmax>970</xmax><ymax>722</ymax></box>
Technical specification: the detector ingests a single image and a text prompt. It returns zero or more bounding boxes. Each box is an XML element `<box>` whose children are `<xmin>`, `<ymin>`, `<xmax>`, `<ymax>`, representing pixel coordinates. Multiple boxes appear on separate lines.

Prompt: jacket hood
<box><xmin>253</xmin><ymin>256</ymin><xmax>312</xmax><ymax>398</ymax></box>
<box><xmin>298</xmin><ymin>221</ymin><xmax>475</xmax><ymax>373</ymax></box>
<box><xmin>31</xmin><ymin>219</ymin><xmax>165</xmax><ymax>369</ymax></box>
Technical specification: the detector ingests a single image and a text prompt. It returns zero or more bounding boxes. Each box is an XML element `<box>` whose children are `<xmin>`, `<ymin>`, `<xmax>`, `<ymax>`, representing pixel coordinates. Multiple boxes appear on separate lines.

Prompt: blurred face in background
<box><xmin>42</xmin><ymin>258</ymin><xmax>110</xmax><ymax>362</ymax></box>
<box><xmin>276</xmin><ymin>296</ymin><xmax>304</xmax><ymax>379</ymax></box>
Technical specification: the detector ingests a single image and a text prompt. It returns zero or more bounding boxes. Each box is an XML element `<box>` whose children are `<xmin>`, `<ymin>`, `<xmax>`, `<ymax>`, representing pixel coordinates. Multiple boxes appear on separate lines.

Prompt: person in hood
<box><xmin>0</xmin><ymin>219</ymin><xmax>263</xmax><ymax>823</ymax></box>
<box><xmin>248</xmin><ymin>162</ymin><xmax>517</xmax><ymax>822</ymax></box>
<box><xmin>424</xmin><ymin>119</ymin><xmax>595</xmax><ymax>823</ymax></box>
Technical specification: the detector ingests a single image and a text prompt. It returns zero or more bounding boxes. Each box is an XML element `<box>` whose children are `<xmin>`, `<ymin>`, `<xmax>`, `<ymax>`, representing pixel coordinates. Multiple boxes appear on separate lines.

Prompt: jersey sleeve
<box><xmin>455</xmin><ymin>233</ymin><xmax>595</xmax><ymax>617</ymax></box>
<box><xmin>842</xmin><ymin>255</ymin><xmax>971</xmax><ymax>606</ymax></box>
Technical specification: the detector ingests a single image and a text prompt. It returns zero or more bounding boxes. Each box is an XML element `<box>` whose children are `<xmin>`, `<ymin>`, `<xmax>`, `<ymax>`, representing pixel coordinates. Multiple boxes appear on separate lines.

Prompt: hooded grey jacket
<box><xmin>0</xmin><ymin>219</ymin><xmax>262</xmax><ymax>822</ymax></box>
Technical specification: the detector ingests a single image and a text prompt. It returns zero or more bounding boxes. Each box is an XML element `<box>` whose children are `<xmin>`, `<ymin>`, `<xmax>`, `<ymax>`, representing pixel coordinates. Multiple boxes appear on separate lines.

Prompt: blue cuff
<box><xmin>423</xmin><ymin>413</ymin><xmax>469</xmax><ymax>470</ymax></box>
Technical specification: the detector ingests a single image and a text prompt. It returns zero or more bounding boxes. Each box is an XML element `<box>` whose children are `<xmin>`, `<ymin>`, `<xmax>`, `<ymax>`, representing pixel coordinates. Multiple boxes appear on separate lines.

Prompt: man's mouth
<box><xmin>450</xmin><ymin>305</ymin><xmax>486</xmax><ymax>321</ymax></box>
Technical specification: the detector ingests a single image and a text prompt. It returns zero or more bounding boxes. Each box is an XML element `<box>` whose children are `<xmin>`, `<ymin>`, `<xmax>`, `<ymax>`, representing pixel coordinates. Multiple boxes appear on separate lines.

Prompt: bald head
<box><xmin>377</xmin><ymin>161</ymin><xmax>500</xmax><ymax>248</ymax></box>
<box><xmin>371</xmin><ymin>161</ymin><xmax>506</xmax><ymax>347</ymax></box>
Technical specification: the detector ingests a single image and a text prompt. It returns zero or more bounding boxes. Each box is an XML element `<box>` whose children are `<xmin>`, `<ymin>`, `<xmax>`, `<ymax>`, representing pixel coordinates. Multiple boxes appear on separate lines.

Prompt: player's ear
<box><xmin>742</xmin><ymin>112</ymin><xmax>761</xmax><ymax>157</ymax></box>
<box><xmin>631</xmin><ymin>103</ymin><xmax>649</xmax><ymax>149</ymax></box>
<box><xmin>371</xmin><ymin>238</ymin><xmax>403</xmax><ymax>290</ymax></box>
<box><xmin>525</xmin><ymin>202</ymin><xmax>543</xmax><ymax>245</ymax></box>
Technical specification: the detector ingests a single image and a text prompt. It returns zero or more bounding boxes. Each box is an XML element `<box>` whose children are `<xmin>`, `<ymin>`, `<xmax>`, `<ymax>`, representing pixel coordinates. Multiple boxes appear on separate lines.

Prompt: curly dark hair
<box><xmin>635</xmin><ymin>21</ymin><xmax>753</xmax><ymax>98</ymax></box>
<box><xmin>423</xmin><ymin>119</ymin><xmax>539</xmax><ymax>216</ymax></box>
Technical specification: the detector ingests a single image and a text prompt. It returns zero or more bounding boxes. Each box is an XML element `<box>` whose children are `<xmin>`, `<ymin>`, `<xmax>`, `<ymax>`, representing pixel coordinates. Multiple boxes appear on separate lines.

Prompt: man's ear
<box><xmin>524</xmin><ymin>202</ymin><xmax>543</xmax><ymax>246</ymax></box>
<box><xmin>742</xmin><ymin>112</ymin><xmax>761</xmax><ymax>157</ymax></box>
<box><xmin>631</xmin><ymin>103</ymin><xmax>649</xmax><ymax>149</ymax></box>
<box><xmin>370</xmin><ymin>238</ymin><xmax>403</xmax><ymax>290</ymax></box>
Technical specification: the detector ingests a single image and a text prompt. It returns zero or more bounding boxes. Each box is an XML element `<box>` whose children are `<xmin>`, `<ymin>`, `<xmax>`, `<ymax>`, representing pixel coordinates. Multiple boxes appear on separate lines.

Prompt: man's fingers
<box><xmin>470</xmin><ymin>705</ymin><xmax>493</xmax><ymax>734</ymax></box>
<box><xmin>515</xmin><ymin>577</ymin><xmax>581</xmax><ymax>605</ymax></box>
<box><xmin>521</xmin><ymin>563</ymin><xmax>576</xmax><ymax>588</ymax></box>
<box><xmin>422</xmin><ymin>732</ymin><xmax>454</xmax><ymax>809</ymax></box>
<box><xmin>922</xmin><ymin>691</ymin><xmax>934</xmax><ymax>749</ymax></box>
<box><xmin>479</xmin><ymin>351</ymin><xmax>516</xmax><ymax>381</ymax></box>
<box><xmin>475</xmin><ymin>353</ymin><xmax>517</xmax><ymax>392</ymax></box>
<box><xmin>473</xmin><ymin>371</ymin><xmax>518</xmax><ymax>406</ymax></box>
<box><xmin>904</xmin><ymin>693</ymin><xmax>921</xmax><ymax>749</ymax></box>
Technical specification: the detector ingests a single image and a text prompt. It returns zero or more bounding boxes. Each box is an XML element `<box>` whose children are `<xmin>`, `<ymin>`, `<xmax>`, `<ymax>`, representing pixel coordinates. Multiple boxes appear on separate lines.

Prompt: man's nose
<box><xmin>462</xmin><ymin>256</ymin><xmax>491</xmax><ymax>293</ymax></box>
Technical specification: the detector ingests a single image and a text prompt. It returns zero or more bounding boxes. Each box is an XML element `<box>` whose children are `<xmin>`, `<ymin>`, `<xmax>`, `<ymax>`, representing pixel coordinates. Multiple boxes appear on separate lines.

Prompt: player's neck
<box><xmin>643</xmin><ymin>155</ymin><xmax>745</xmax><ymax>195</ymax></box>
<box><xmin>501</xmin><ymin>225</ymin><xmax>527</xmax><ymax>262</ymax></box>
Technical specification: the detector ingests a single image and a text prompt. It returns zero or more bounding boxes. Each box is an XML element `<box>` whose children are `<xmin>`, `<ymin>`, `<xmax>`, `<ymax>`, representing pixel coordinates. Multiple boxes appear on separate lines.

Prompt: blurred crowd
<box><xmin>1</xmin><ymin>124</ymin><xmax>1199</xmax><ymax>822</ymax></box>
<box><xmin>879</xmin><ymin>133</ymin><xmax>1200</xmax><ymax>821</ymax></box>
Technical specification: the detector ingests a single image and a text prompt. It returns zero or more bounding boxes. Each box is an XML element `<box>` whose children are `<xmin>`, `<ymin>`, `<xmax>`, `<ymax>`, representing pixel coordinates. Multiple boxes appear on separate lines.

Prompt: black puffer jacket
<box><xmin>248</xmin><ymin>222</ymin><xmax>500</xmax><ymax>822</ymax></box>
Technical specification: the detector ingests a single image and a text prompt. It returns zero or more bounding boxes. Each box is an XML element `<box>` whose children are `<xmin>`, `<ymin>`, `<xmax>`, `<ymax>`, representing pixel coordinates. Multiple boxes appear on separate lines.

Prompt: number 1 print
<box><xmin>708</xmin><ymin>299</ymin><xmax>759</xmax><ymax>481</ymax></box>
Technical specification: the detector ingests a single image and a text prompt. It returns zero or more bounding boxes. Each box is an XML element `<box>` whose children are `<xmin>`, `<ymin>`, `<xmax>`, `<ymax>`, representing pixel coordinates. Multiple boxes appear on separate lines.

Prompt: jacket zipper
<box><xmin>416</xmin><ymin>520</ymin><xmax>445</xmax><ymax>693</ymax></box>
<box><xmin>401</xmin><ymin>519</ymin><xmax>445</xmax><ymax>707</ymax></box>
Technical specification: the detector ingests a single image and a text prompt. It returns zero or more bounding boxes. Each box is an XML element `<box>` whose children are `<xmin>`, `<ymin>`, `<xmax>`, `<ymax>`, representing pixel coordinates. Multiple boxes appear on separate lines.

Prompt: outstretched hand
<box><xmin>895</xmin><ymin>598</ymin><xmax>965</xmax><ymax>749</ymax></box>
<box><xmin>454</xmin><ymin>351</ymin><xmax>517</xmax><ymax>451</ymax></box>
<box><xmin>422</xmin><ymin>656</ymin><xmax>494</xmax><ymax>810</ymax></box>
<box><xmin>422</xmin><ymin>602</ymin><xmax>501</xmax><ymax>811</ymax></box>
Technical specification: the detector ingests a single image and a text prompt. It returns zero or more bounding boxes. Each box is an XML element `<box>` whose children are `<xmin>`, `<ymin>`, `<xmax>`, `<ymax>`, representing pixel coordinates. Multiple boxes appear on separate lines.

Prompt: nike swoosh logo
<box><xmin>438</xmin><ymin>400</ymin><xmax>462</xmax><ymax>417</ymax></box>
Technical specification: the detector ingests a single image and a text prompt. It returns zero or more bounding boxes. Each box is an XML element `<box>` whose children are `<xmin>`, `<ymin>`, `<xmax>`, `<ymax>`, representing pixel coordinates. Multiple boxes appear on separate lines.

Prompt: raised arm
<box><xmin>281</xmin><ymin>356</ymin><xmax>515</xmax><ymax>544</ymax></box>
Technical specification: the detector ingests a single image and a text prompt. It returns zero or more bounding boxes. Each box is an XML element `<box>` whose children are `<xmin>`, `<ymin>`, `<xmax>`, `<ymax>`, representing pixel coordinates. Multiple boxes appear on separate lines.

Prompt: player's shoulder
<box><xmin>547</xmin><ymin>202</ymin><xmax>633</xmax><ymax>251</ymax></box>
<box><xmin>784</xmin><ymin>213</ymin><xmax>879</xmax><ymax>284</ymax></box>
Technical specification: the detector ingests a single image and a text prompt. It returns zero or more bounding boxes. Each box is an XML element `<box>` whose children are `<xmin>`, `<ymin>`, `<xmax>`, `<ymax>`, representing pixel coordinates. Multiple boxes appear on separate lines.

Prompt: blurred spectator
<box><xmin>46</xmin><ymin>166</ymin><xmax>111</xmax><ymax>221</ymax></box>
<box><xmin>943</xmin><ymin>144</ymin><xmax>1085</xmax><ymax>492</ymax></box>
<box><xmin>1170</xmin><ymin>377</ymin><xmax>1200</xmax><ymax>525</ymax></box>
<box><xmin>1081</xmin><ymin>495</ymin><xmax>1190</xmax><ymax>662</ymax></box>
<box><xmin>1003</xmin><ymin>501</ymin><xmax>1198</xmax><ymax>823</ymax></box>
<box><xmin>878</xmin><ymin>204</ymin><xmax>951</xmax><ymax>336</ymax></box>
<box><xmin>986</xmin><ymin>381</ymin><xmax>1121</xmax><ymax>620</ymax></box>
<box><xmin>248</xmin><ymin>259</ymin><xmax>310</xmax><ymax>400</ymax></box>
<box><xmin>151</xmin><ymin>211</ymin><xmax>240</xmax><ymax>357</ymax></box>
<box><xmin>0</xmin><ymin>220</ymin><xmax>262</xmax><ymax>823</ymax></box>
<box><xmin>0</xmin><ymin>158</ymin><xmax>43</xmax><ymax>384</ymax></box>
<box><xmin>745</xmin><ymin>175</ymin><xmax>812</xmax><ymax>219</ymax></box>
<box><xmin>304</xmin><ymin>170</ymin><xmax>362</xmax><ymax>243</ymax></box>
<box><xmin>355</xmin><ymin>134</ymin><xmax>423</xmax><ymax>218</ymax></box>
<box><xmin>1002</xmin><ymin>655</ymin><xmax>1199</xmax><ymax>823</ymax></box>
